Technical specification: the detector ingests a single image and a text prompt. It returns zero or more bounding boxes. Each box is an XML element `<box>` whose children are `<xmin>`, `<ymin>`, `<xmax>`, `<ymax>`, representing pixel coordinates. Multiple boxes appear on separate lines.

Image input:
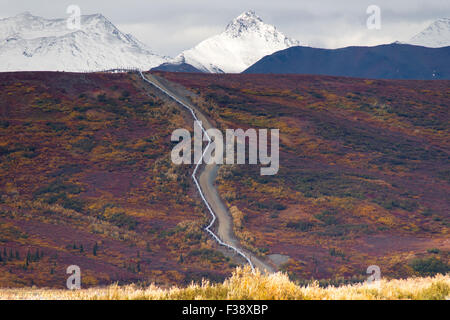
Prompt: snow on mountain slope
<box><xmin>409</xmin><ymin>18</ymin><xmax>450</xmax><ymax>48</ymax></box>
<box><xmin>171</xmin><ymin>10</ymin><xmax>300</xmax><ymax>73</ymax></box>
<box><xmin>0</xmin><ymin>12</ymin><xmax>168</xmax><ymax>72</ymax></box>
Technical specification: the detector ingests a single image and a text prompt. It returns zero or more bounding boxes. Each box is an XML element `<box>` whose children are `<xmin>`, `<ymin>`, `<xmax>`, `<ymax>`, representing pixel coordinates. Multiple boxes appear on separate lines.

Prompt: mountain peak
<box><xmin>15</xmin><ymin>11</ymin><xmax>34</xmax><ymax>18</ymax></box>
<box><xmin>409</xmin><ymin>17</ymin><xmax>450</xmax><ymax>48</ymax></box>
<box><xmin>434</xmin><ymin>17</ymin><xmax>450</xmax><ymax>24</ymax></box>
<box><xmin>10</xmin><ymin>11</ymin><xmax>40</xmax><ymax>22</ymax></box>
<box><xmin>173</xmin><ymin>10</ymin><xmax>300</xmax><ymax>73</ymax></box>
<box><xmin>0</xmin><ymin>11</ymin><xmax>167</xmax><ymax>72</ymax></box>
<box><xmin>235</xmin><ymin>10</ymin><xmax>262</xmax><ymax>22</ymax></box>
<box><xmin>84</xmin><ymin>13</ymin><xmax>108</xmax><ymax>22</ymax></box>
<box><xmin>225</xmin><ymin>10</ymin><xmax>266</xmax><ymax>36</ymax></box>
<box><xmin>421</xmin><ymin>18</ymin><xmax>450</xmax><ymax>33</ymax></box>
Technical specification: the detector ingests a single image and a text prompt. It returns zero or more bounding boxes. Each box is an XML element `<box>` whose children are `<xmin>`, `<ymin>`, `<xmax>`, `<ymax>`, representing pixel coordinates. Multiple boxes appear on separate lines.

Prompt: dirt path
<box><xmin>139</xmin><ymin>72</ymin><xmax>274</xmax><ymax>273</ymax></box>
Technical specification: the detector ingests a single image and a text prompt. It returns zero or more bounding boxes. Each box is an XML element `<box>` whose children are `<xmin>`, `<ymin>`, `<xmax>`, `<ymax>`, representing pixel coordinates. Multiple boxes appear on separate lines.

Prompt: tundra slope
<box><xmin>157</xmin><ymin>71</ymin><xmax>450</xmax><ymax>280</ymax></box>
<box><xmin>139</xmin><ymin>71</ymin><xmax>274</xmax><ymax>273</ymax></box>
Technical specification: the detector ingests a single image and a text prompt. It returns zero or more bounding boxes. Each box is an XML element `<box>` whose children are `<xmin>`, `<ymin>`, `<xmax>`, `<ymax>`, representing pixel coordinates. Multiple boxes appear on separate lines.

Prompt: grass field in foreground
<box><xmin>1</xmin><ymin>266</ymin><xmax>449</xmax><ymax>300</ymax></box>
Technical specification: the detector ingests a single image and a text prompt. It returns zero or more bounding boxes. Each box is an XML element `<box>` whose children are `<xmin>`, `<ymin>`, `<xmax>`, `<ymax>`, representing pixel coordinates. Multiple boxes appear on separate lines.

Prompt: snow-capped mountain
<box><xmin>409</xmin><ymin>18</ymin><xmax>450</xmax><ymax>48</ymax></box>
<box><xmin>168</xmin><ymin>10</ymin><xmax>300</xmax><ymax>73</ymax></box>
<box><xmin>0</xmin><ymin>12</ymin><xmax>168</xmax><ymax>72</ymax></box>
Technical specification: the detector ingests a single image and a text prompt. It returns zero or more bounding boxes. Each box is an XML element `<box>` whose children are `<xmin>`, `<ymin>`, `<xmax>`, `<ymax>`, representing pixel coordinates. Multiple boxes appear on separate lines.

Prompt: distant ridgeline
<box><xmin>152</xmin><ymin>62</ymin><xmax>204</xmax><ymax>73</ymax></box>
<box><xmin>244</xmin><ymin>44</ymin><xmax>450</xmax><ymax>80</ymax></box>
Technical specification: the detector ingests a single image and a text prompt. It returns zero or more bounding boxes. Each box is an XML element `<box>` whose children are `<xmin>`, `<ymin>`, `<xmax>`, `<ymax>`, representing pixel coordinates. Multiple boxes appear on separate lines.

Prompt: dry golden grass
<box><xmin>1</xmin><ymin>266</ymin><xmax>449</xmax><ymax>300</ymax></box>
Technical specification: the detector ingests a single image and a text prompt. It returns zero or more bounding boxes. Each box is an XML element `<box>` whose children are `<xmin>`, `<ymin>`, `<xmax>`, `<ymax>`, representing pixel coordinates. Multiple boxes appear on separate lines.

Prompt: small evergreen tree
<box><xmin>26</xmin><ymin>251</ymin><xmax>30</xmax><ymax>267</ymax></box>
<box><xmin>93</xmin><ymin>242</ymin><xmax>98</xmax><ymax>256</ymax></box>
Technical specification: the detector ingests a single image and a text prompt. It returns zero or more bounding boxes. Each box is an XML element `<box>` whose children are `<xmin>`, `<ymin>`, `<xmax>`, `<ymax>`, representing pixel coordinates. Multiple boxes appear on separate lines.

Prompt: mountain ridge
<box><xmin>1</xmin><ymin>11</ymin><xmax>449</xmax><ymax>75</ymax></box>
<box><xmin>0</xmin><ymin>12</ymin><xmax>168</xmax><ymax>72</ymax></box>
<box><xmin>243</xmin><ymin>43</ymin><xmax>450</xmax><ymax>79</ymax></box>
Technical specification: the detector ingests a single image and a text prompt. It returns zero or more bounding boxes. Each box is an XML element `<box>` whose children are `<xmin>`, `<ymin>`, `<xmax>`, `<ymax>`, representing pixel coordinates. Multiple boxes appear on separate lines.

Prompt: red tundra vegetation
<box><xmin>0</xmin><ymin>70</ymin><xmax>448</xmax><ymax>288</ymax></box>
<box><xmin>0</xmin><ymin>71</ymin><xmax>235</xmax><ymax>288</ymax></box>
<box><xmin>156</xmin><ymin>71</ymin><xmax>449</xmax><ymax>283</ymax></box>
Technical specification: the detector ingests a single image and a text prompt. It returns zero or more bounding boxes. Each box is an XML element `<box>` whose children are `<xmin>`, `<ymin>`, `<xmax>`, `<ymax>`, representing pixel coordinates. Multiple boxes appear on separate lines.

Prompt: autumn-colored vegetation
<box><xmin>0</xmin><ymin>71</ymin><xmax>235</xmax><ymax>288</ymax></box>
<box><xmin>1</xmin><ymin>266</ymin><xmax>449</xmax><ymax>300</ymax></box>
<box><xmin>1</xmin><ymin>70</ymin><xmax>448</xmax><ymax>290</ymax></box>
<box><xmin>156</xmin><ymin>72</ymin><xmax>449</xmax><ymax>282</ymax></box>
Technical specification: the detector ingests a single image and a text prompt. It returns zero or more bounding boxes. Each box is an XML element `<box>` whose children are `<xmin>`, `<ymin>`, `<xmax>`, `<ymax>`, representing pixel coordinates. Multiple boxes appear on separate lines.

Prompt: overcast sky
<box><xmin>1</xmin><ymin>0</ymin><xmax>449</xmax><ymax>56</ymax></box>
